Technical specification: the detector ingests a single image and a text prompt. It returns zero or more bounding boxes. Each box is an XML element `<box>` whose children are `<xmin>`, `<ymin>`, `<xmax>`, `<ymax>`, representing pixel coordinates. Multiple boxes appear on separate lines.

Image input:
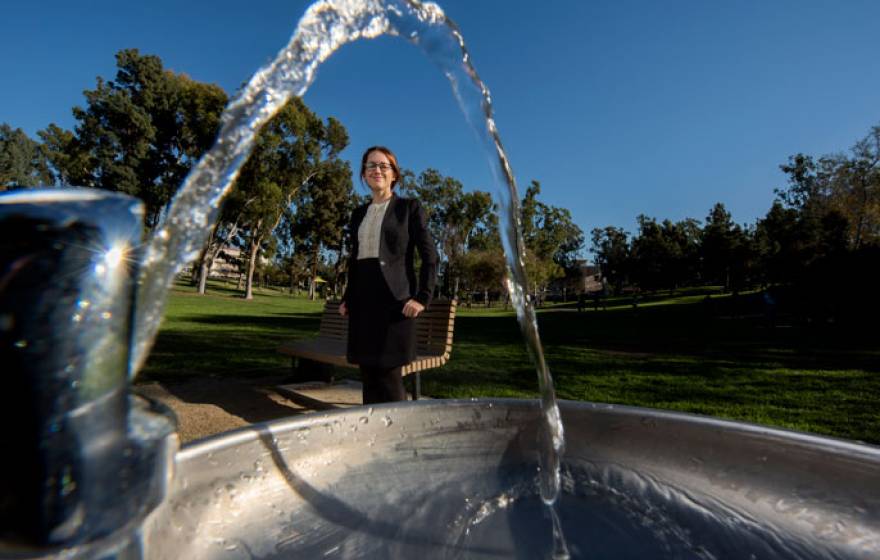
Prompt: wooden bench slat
<box><xmin>279</xmin><ymin>299</ymin><xmax>457</xmax><ymax>385</ymax></box>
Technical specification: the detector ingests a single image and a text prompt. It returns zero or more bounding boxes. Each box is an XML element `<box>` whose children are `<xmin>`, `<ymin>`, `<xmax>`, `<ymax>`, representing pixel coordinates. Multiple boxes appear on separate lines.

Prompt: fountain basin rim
<box><xmin>178</xmin><ymin>398</ymin><xmax>880</xmax><ymax>460</ymax></box>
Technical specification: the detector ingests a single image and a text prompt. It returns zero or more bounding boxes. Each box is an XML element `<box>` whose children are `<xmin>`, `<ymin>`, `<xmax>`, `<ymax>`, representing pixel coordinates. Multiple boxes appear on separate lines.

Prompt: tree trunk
<box><xmin>245</xmin><ymin>235</ymin><xmax>261</xmax><ymax>300</ymax></box>
<box><xmin>197</xmin><ymin>258</ymin><xmax>211</xmax><ymax>295</ymax></box>
<box><xmin>189</xmin><ymin>248</ymin><xmax>204</xmax><ymax>286</ymax></box>
<box><xmin>308</xmin><ymin>246</ymin><xmax>320</xmax><ymax>300</ymax></box>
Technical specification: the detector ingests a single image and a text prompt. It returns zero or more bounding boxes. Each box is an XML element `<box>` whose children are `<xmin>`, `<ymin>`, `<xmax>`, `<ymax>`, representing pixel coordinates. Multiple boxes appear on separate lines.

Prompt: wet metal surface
<box><xmin>143</xmin><ymin>399</ymin><xmax>880</xmax><ymax>559</ymax></box>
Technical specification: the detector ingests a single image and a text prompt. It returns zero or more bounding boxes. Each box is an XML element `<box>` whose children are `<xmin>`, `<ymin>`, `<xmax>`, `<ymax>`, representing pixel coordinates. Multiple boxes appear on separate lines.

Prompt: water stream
<box><xmin>132</xmin><ymin>0</ymin><xmax>567</xmax><ymax>557</ymax></box>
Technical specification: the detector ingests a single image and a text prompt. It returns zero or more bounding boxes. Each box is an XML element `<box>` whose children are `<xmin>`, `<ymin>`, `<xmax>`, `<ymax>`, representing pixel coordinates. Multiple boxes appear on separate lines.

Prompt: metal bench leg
<box><xmin>411</xmin><ymin>372</ymin><xmax>421</xmax><ymax>401</ymax></box>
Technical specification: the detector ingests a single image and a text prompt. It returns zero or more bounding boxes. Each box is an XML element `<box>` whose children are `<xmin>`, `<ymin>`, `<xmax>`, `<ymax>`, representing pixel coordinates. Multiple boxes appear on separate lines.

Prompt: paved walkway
<box><xmin>276</xmin><ymin>379</ymin><xmax>426</xmax><ymax>409</ymax></box>
<box><xmin>275</xmin><ymin>379</ymin><xmax>364</xmax><ymax>409</ymax></box>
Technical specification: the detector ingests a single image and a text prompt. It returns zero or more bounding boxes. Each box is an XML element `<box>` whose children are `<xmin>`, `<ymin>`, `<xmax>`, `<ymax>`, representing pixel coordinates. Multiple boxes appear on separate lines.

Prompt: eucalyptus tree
<box><xmin>842</xmin><ymin>125</ymin><xmax>880</xmax><ymax>248</ymax></box>
<box><xmin>398</xmin><ymin>168</ymin><xmax>460</xmax><ymax>267</ymax></box>
<box><xmin>233</xmin><ymin>98</ymin><xmax>348</xmax><ymax>300</ymax></box>
<box><xmin>290</xmin><ymin>158</ymin><xmax>355</xmax><ymax>299</ymax></box>
<box><xmin>398</xmin><ymin>168</ymin><xmax>495</xmax><ymax>296</ymax></box>
<box><xmin>519</xmin><ymin>180</ymin><xmax>584</xmax><ymax>296</ymax></box>
<box><xmin>777</xmin><ymin>125</ymin><xmax>880</xmax><ymax>252</ymax></box>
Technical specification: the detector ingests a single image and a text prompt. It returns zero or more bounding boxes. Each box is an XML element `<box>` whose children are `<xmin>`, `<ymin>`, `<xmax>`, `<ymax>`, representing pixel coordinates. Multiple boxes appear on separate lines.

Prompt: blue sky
<box><xmin>3</xmin><ymin>0</ymin><xmax>879</xmax><ymax>250</ymax></box>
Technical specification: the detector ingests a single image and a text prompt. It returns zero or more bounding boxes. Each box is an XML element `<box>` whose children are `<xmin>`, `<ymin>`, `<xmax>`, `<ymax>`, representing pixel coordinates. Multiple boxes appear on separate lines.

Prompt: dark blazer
<box><xmin>343</xmin><ymin>194</ymin><xmax>438</xmax><ymax>307</ymax></box>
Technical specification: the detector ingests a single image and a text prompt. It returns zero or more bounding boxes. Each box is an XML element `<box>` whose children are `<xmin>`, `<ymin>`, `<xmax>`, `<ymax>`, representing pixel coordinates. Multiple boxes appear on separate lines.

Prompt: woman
<box><xmin>339</xmin><ymin>146</ymin><xmax>438</xmax><ymax>404</ymax></box>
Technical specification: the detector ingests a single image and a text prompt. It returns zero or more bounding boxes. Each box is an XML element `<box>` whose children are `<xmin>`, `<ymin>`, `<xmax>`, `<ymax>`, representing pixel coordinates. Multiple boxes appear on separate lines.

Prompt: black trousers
<box><xmin>361</xmin><ymin>365</ymin><xmax>406</xmax><ymax>404</ymax></box>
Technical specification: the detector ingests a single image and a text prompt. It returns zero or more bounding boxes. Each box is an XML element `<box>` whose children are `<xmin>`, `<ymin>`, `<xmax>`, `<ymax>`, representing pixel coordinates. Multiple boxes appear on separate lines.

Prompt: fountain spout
<box><xmin>0</xmin><ymin>189</ymin><xmax>177</xmax><ymax>559</ymax></box>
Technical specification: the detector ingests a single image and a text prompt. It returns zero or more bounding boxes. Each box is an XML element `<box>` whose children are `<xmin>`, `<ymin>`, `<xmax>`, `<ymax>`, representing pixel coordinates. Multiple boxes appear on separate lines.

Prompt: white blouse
<box><xmin>357</xmin><ymin>199</ymin><xmax>390</xmax><ymax>259</ymax></box>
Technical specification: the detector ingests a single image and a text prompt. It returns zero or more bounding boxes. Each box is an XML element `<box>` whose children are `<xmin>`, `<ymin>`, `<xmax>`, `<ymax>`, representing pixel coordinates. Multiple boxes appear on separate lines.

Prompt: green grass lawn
<box><xmin>139</xmin><ymin>281</ymin><xmax>880</xmax><ymax>444</ymax></box>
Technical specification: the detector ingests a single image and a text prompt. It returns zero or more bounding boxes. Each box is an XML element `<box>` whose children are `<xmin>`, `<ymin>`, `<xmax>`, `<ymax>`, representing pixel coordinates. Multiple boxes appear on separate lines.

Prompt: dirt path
<box><xmin>135</xmin><ymin>375</ymin><xmax>311</xmax><ymax>445</ymax></box>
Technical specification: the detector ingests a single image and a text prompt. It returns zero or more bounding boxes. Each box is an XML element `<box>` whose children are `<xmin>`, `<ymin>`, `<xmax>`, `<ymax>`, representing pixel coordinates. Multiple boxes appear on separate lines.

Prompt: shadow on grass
<box><xmin>139</xmin><ymin>313</ymin><xmax>321</xmax><ymax>381</ymax></box>
<box><xmin>181</xmin><ymin>312</ymin><xmax>320</xmax><ymax>330</ymax></box>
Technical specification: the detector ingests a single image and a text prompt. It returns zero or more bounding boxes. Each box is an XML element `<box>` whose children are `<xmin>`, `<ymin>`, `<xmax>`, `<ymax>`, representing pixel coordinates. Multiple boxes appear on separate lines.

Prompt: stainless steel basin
<box><xmin>142</xmin><ymin>399</ymin><xmax>880</xmax><ymax>559</ymax></box>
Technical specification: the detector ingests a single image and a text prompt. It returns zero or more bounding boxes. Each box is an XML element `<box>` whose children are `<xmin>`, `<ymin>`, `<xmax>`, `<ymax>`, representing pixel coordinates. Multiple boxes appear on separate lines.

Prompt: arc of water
<box><xmin>131</xmin><ymin>3</ymin><xmax>566</xmax><ymax>553</ymax></box>
<box><xmin>132</xmin><ymin>0</ymin><xmax>392</xmax><ymax>375</ymax></box>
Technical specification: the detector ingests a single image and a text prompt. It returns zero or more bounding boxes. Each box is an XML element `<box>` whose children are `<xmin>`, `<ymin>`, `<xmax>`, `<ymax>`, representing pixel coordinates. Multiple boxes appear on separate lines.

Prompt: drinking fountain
<box><xmin>0</xmin><ymin>190</ymin><xmax>176</xmax><ymax>559</ymax></box>
<box><xmin>1</xmin><ymin>189</ymin><xmax>879</xmax><ymax>560</ymax></box>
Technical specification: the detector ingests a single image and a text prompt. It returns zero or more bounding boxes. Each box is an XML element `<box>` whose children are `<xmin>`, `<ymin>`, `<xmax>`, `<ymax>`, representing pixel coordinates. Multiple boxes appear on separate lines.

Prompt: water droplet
<box><xmin>296</xmin><ymin>428</ymin><xmax>311</xmax><ymax>443</ymax></box>
<box><xmin>382</xmin><ymin>415</ymin><xmax>393</xmax><ymax>427</ymax></box>
<box><xmin>359</xmin><ymin>416</ymin><xmax>369</xmax><ymax>424</ymax></box>
<box><xmin>14</xmin><ymin>339</ymin><xmax>27</xmax><ymax>349</ymax></box>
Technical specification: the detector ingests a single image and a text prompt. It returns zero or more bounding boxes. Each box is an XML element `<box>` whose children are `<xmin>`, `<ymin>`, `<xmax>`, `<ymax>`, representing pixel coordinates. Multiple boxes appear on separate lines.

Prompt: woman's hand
<box><xmin>402</xmin><ymin>299</ymin><xmax>425</xmax><ymax>318</ymax></box>
<box><xmin>339</xmin><ymin>301</ymin><xmax>348</xmax><ymax>317</ymax></box>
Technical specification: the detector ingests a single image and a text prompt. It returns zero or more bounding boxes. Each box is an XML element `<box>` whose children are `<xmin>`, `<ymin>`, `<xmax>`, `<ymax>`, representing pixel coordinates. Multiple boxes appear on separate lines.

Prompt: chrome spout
<box><xmin>0</xmin><ymin>189</ymin><xmax>177</xmax><ymax>558</ymax></box>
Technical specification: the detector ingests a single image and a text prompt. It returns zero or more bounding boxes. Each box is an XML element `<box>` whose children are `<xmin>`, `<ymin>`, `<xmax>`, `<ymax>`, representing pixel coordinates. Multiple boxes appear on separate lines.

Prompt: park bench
<box><xmin>277</xmin><ymin>299</ymin><xmax>456</xmax><ymax>399</ymax></box>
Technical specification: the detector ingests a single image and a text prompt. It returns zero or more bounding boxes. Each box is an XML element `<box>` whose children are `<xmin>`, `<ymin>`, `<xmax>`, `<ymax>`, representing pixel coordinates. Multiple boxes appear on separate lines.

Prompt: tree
<box><xmin>398</xmin><ymin>168</ymin><xmax>494</xmax><ymax>297</ymax></box>
<box><xmin>39</xmin><ymin>49</ymin><xmax>227</xmax><ymax>227</ymax></box>
<box><xmin>37</xmin><ymin>124</ymin><xmax>86</xmax><ymax>186</ymax></box>
<box><xmin>290</xmin><ymin>158</ymin><xmax>355</xmax><ymax>299</ymax></box>
<box><xmin>590</xmin><ymin>226</ymin><xmax>630</xmax><ymax>294</ymax></box>
<box><xmin>630</xmin><ymin>215</ymin><xmax>676</xmax><ymax>292</ymax></box>
<box><xmin>832</xmin><ymin>126</ymin><xmax>880</xmax><ymax>248</ymax></box>
<box><xmin>461</xmin><ymin>248</ymin><xmax>505</xmax><ymax>305</ymax></box>
<box><xmin>700</xmin><ymin>203</ymin><xmax>754</xmax><ymax>292</ymax></box>
<box><xmin>776</xmin><ymin>124</ymin><xmax>880</xmax><ymax>250</ymax></box>
<box><xmin>518</xmin><ymin>180</ymin><xmax>584</xmax><ymax>296</ymax></box>
<box><xmin>192</xmin><ymin>193</ymin><xmax>255</xmax><ymax>294</ymax></box>
<box><xmin>233</xmin><ymin>98</ymin><xmax>348</xmax><ymax>300</ymax></box>
<box><xmin>755</xmin><ymin>201</ymin><xmax>805</xmax><ymax>285</ymax></box>
<box><xmin>0</xmin><ymin>124</ymin><xmax>53</xmax><ymax>189</ymax></box>
<box><xmin>661</xmin><ymin>218</ymin><xmax>702</xmax><ymax>289</ymax></box>
<box><xmin>700</xmin><ymin>203</ymin><xmax>735</xmax><ymax>288</ymax></box>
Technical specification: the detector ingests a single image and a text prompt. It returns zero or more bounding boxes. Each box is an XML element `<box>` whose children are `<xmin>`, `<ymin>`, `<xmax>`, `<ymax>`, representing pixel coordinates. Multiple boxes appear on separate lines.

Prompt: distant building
<box><xmin>578</xmin><ymin>262</ymin><xmax>605</xmax><ymax>294</ymax></box>
<box><xmin>547</xmin><ymin>260</ymin><xmax>605</xmax><ymax>301</ymax></box>
<box><xmin>210</xmin><ymin>245</ymin><xmax>244</xmax><ymax>280</ymax></box>
<box><xmin>180</xmin><ymin>244</ymin><xmax>245</xmax><ymax>281</ymax></box>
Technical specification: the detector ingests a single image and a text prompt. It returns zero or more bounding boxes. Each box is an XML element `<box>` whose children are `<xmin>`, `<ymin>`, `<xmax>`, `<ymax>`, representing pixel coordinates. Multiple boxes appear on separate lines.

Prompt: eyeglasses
<box><xmin>365</xmin><ymin>162</ymin><xmax>394</xmax><ymax>172</ymax></box>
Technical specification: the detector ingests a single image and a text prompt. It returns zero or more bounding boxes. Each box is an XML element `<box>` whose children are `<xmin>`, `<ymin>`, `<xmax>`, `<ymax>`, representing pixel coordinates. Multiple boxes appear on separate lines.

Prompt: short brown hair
<box><xmin>360</xmin><ymin>145</ymin><xmax>400</xmax><ymax>189</ymax></box>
